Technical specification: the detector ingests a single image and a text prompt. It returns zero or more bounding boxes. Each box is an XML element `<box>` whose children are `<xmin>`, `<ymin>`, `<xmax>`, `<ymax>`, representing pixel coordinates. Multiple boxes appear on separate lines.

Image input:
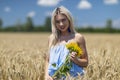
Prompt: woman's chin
<box><xmin>60</xmin><ymin>28</ymin><xmax>68</xmax><ymax>32</ymax></box>
<box><xmin>60</xmin><ymin>30</ymin><xmax>67</xmax><ymax>32</ymax></box>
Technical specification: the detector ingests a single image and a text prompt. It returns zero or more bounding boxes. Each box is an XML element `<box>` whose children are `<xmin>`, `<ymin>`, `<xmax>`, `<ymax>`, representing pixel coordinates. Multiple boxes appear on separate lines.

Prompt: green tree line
<box><xmin>0</xmin><ymin>17</ymin><xmax>120</xmax><ymax>33</ymax></box>
<box><xmin>76</xmin><ymin>19</ymin><xmax>120</xmax><ymax>33</ymax></box>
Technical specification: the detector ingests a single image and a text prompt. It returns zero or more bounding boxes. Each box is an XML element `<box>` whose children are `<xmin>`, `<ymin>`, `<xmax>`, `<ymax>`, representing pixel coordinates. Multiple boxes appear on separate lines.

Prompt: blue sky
<box><xmin>0</xmin><ymin>0</ymin><xmax>120</xmax><ymax>28</ymax></box>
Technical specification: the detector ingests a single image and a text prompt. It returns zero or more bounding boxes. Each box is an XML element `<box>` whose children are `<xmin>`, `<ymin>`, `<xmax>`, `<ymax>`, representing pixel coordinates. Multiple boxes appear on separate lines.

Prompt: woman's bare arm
<box><xmin>70</xmin><ymin>33</ymin><xmax>88</xmax><ymax>67</ymax></box>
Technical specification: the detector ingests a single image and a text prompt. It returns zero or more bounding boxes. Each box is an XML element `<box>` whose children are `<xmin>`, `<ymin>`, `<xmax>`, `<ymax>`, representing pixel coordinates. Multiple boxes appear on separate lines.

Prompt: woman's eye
<box><xmin>55</xmin><ymin>18</ymin><xmax>66</xmax><ymax>24</ymax></box>
<box><xmin>56</xmin><ymin>21</ymin><xmax>59</xmax><ymax>23</ymax></box>
<box><xmin>62</xmin><ymin>19</ymin><xmax>66</xmax><ymax>22</ymax></box>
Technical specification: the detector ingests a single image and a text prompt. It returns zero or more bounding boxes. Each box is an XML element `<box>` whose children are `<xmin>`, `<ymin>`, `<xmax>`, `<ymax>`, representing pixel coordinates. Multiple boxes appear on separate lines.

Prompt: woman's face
<box><xmin>55</xmin><ymin>14</ymin><xmax>69</xmax><ymax>33</ymax></box>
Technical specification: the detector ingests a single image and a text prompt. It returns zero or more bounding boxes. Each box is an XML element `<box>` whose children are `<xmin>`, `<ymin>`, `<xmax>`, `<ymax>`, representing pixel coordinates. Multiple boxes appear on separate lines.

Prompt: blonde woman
<box><xmin>45</xmin><ymin>6</ymin><xmax>88</xmax><ymax>80</ymax></box>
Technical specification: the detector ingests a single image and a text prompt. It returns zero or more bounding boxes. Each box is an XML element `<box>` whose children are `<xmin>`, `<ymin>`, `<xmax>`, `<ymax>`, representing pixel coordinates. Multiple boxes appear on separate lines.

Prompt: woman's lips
<box><xmin>60</xmin><ymin>26</ymin><xmax>65</xmax><ymax>29</ymax></box>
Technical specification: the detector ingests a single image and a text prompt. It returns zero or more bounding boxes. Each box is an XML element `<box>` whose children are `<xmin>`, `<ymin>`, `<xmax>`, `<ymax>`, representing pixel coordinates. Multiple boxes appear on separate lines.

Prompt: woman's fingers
<box><xmin>71</xmin><ymin>52</ymin><xmax>77</xmax><ymax>57</ymax></box>
<box><xmin>70</xmin><ymin>52</ymin><xmax>77</xmax><ymax>62</ymax></box>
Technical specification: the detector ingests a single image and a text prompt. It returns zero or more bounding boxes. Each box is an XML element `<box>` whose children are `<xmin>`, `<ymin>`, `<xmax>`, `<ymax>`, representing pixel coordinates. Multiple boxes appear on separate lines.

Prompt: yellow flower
<box><xmin>66</xmin><ymin>42</ymin><xmax>83</xmax><ymax>57</ymax></box>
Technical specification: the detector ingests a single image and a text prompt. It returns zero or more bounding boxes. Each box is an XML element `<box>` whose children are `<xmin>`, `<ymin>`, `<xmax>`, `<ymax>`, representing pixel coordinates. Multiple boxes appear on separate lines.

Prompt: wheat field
<box><xmin>0</xmin><ymin>33</ymin><xmax>120</xmax><ymax>80</ymax></box>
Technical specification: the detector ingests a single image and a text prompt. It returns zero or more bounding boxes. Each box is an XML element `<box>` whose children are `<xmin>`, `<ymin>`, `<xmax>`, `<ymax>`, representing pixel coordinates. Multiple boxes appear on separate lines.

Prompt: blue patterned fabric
<box><xmin>48</xmin><ymin>43</ymin><xmax>84</xmax><ymax>77</ymax></box>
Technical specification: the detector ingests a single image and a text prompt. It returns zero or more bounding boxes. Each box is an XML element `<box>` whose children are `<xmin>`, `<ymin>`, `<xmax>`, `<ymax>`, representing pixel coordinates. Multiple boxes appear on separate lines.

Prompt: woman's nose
<box><xmin>60</xmin><ymin>21</ymin><xmax>63</xmax><ymax>26</ymax></box>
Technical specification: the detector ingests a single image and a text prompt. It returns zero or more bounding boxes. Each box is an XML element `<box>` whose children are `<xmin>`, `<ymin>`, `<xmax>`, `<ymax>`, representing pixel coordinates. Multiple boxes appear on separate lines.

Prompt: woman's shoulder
<box><xmin>48</xmin><ymin>34</ymin><xmax>54</xmax><ymax>41</ymax></box>
<box><xmin>49</xmin><ymin>34</ymin><xmax>54</xmax><ymax>38</ymax></box>
<box><xmin>48</xmin><ymin>34</ymin><xmax>54</xmax><ymax>46</ymax></box>
<box><xmin>75</xmin><ymin>33</ymin><xmax>85</xmax><ymax>44</ymax></box>
<box><xmin>75</xmin><ymin>33</ymin><xmax>84</xmax><ymax>39</ymax></box>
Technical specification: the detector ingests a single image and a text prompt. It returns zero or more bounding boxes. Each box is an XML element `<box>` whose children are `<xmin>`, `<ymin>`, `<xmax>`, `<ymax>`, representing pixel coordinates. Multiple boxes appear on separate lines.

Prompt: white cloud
<box><xmin>37</xmin><ymin>0</ymin><xmax>60</xmax><ymax>6</ymax></box>
<box><xmin>77</xmin><ymin>0</ymin><xmax>92</xmax><ymax>9</ymax></box>
<box><xmin>4</xmin><ymin>6</ymin><xmax>11</xmax><ymax>12</ymax></box>
<box><xmin>27</xmin><ymin>11</ymin><xmax>35</xmax><ymax>17</ymax></box>
<box><xmin>104</xmin><ymin>0</ymin><xmax>119</xmax><ymax>5</ymax></box>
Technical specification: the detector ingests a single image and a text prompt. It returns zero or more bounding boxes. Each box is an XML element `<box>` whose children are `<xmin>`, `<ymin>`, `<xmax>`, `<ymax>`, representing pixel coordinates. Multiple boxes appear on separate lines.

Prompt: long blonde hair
<box><xmin>49</xmin><ymin>6</ymin><xmax>76</xmax><ymax>48</ymax></box>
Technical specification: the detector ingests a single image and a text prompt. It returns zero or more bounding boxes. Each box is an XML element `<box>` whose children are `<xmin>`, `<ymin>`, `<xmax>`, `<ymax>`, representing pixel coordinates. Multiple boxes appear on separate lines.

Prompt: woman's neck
<box><xmin>61</xmin><ymin>31</ymin><xmax>70</xmax><ymax>36</ymax></box>
<box><xmin>60</xmin><ymin>32</ymin><xmax>73</xmax><ymax>41</ymax></box>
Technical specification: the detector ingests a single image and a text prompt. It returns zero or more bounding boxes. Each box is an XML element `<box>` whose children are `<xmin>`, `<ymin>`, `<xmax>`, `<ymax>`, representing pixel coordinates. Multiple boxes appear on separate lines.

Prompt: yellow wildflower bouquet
<box><xmin>66</xmin><ymin>42</ymin><xmax>83</xmax><ymax>57</ymax></box>
<box><xmin>52</xmin><ymin>42</ymin><xmax>83</xmax><ymax>79</ymax></box>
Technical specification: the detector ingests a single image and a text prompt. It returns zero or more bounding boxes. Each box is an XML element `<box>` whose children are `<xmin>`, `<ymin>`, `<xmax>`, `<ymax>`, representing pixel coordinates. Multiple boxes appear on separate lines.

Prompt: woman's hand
<box><xmin>70</xmin><ymin>52</ymin><xmax>78</xmax><ymax>63</ymax></box>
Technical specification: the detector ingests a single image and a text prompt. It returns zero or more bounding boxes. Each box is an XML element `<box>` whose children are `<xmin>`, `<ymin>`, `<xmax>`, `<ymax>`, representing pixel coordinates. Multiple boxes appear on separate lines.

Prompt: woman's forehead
<box><xmin>55</xmin><ymin>14</ymin><xmax>67</xmax><ymax>20</ymax></box>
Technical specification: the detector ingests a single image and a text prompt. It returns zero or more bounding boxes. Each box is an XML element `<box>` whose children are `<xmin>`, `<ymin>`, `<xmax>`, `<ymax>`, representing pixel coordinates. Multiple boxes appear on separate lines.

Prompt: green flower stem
<box><xmin>52</xmin><ymin>54</ymin><xmax>70</xmax><ymax>79</ymax></box>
